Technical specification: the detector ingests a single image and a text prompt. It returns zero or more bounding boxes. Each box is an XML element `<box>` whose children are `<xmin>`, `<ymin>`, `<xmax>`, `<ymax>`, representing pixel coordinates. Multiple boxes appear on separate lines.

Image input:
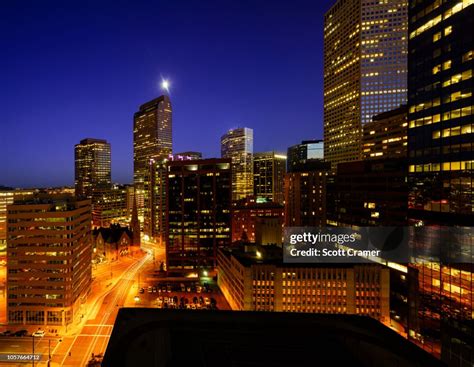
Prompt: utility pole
<box><xmin>48</xmin><ymin>339</ymin><xmax>51</xmax><ymax>367</ymax></box>
<box><xmin>32</xmin><ymin>335</ymin><xmax>35</xmax><ymax>367</ymax></box>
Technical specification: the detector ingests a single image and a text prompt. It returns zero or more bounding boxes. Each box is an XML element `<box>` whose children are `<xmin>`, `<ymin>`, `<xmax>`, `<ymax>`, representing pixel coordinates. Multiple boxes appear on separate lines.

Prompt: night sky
<box><xmin>0</xmin><ymin>0</ymin><xmax>333</xmax><ymax>187</ymax></box>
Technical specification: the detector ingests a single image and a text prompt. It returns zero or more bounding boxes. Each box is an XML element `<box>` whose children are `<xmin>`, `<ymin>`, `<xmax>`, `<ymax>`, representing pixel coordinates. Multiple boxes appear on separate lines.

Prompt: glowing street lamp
<box><xmin>134</xmin><ymin>296</ymin><xmax>140</xmax><ymax>303</ymax></box>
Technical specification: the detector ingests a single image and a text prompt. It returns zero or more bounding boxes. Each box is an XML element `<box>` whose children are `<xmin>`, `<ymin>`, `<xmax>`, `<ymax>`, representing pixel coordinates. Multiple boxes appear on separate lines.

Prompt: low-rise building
<box><xmin>217</xmin><ymin>244</ymin><xmax>390</xmax><ymax>324</ymax></box>
<box><xmin>231</xmin><ymin>197</ymin><xmax>284</xmax><ymax>244</ymax></box>
<box><xmin>6</xmin><ymin>195</ymin><xmax>91</xmax><ymax>326</ymax></box>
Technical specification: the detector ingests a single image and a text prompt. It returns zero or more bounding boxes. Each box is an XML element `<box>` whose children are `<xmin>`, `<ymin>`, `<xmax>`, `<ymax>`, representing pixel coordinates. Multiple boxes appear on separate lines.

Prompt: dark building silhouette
<box><xmin>102</xmin><ymin>309</ymin><xmax>444</xmax><ymax>367</ymax></box>
<box><xmin>408</xmin><ymin>0</ymin><xmax>474</xmax><ymax>365</ymax></box>
<box><xmin>287</xmin><ymin>140</ymin><xmax>324</xmax><ymax>173</ymax></box>
<box><xmin>326</xmin><ymin>159</ymin><xmax>408</xmax><ymax>227</ymax></box>
<box><xmin>166</xmin><ymin>159</ymin><xmax>232</xmax><ymax>274</ymax></box>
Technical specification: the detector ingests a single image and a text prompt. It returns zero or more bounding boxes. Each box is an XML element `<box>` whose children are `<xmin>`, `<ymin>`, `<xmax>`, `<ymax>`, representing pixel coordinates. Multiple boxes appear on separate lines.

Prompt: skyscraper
<box><xmin>324</xmin><ymin>0</ymin><xmax>408</xmax><ymax>171</ymax></box>
<box><xmin>133</xmin><ymin>95</ymin><xmax>172</xmax><ymax>220</ymax></box>
<box><xmin>408</xmin><ymin>0</ymin><xmax>473</xmax><ymax>364</ymax></box>
<box><xmin>287</xmin><ymin>140</ymin><xmax>324</xmax><ymax>173</ymax></box>
<box><xmin>74</xmin><ymin>138</ymin><xmax>111</xmax><ymax>199</ymax></box>
<box><xmin>143</xmin><ymin>158</ymin><xmax>168</xmax><ymax>244</ymax></box>
<box><xmin>221</xmin><ymin>127</ymin><xmax>253</xmax><ymax>201</ymax></box>
<box><xmin>253</xmin><ymin>151</ymin><xmax>286</xmax><ymax>204</ymax></box>
<box><xmin>166</xmin><ymin>159</ymin><xmax>232</xmax><ymax>274</ymax></box>
<box><xmin>6</xmin><ymin>195</ymin><xmax>91</xmax><ymax>326</ymax></box>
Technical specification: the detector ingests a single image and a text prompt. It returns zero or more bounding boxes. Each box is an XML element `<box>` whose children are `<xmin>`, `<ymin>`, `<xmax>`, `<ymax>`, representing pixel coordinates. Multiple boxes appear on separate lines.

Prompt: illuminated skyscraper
<box><xmin>221</xmin><ymin>127</ymin><xmax>253</xmax><ymax>201</ymax></box>
<box><xmin>253</xmin><ymin>151</ymin><xmax>286</xmax><ymax>204</ymax></box>
<box><xmin>143</xmin><ymin>158</ymin><xmax>168</xmax><ymax>243</ymax></box>
<box><xmin>74</xmin><ymin>138</ymin><xmax>111</xmax><ymax>199</ymax></box>
<box><xmin>324</xmin><ymin>0</ymin><xmax>408</xmax><ymax>171</ymax></box>
<box><xmin>133</xmin><ymin>95</ymin><xmax>172</xmax><ymax>187</ymax></box>
<box><xmin>408</xmin><ymin>0</ymin><xmax>473</xmax><ymax>364</ymax></box>
<box><xmin>133</xmin><ymin>95</ymin><xmax>172</xmax><ymax>219</ymax></box>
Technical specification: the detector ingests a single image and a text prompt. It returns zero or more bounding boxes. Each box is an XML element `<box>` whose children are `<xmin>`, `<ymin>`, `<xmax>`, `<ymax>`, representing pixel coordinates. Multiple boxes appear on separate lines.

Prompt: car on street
<box><xmin>14</xmin><ymin>330</ymin><xmax>28</xmax><ymax>337</ymax></box>
<box><xmin>32</xmin><ymin>330</ymin><xmax>45</xmax><ymax>337</ymax></box>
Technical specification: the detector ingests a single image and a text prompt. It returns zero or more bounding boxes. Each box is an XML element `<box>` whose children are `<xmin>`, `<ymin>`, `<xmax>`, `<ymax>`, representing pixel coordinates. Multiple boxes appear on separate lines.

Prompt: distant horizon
<box><xmin>0</xmin><ymin>0</ymin><xmax>333</xmax><ymax>187</ymax></box>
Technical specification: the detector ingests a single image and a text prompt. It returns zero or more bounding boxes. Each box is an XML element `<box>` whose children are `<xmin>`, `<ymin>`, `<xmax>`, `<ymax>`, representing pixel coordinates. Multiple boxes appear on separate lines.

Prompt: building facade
<box><xmin>253</xmin><ymin>151</ymin><xmax>286</xmax><ymax>204</ymax></box>
<box><xmin>231</xmin><ymin>197</ymin><xmax>284</xmax><ymax>244</ymax></box>
<box><xmin>408</xmin><ymin>0</ymin><xmax>474</xmax><ymax>364</ymax></box>
<box><xmin>91</xmin><ymin>185</ymin><xmax>129</xmax><ymax>228</ymax></box>
<box><xmin>173</xmin><ymin>152</ymin><xmax>203</xmax><ymax>160</ymax></box>
<box><xmin>362</xmin><ymin>105</ymin><xmax>408</xmax><ymax>160</ymax></box>
<box><xmin>221</xmin><ymin>127</ymin><xmax>253</xmax><ymax>201</ymax></box>
<box><xmin>133</xmin><ymin>95</ymin><xmax>172</xmax><ymax>219</ymax></box>
<box><xmin>284</xmin><ymin>161</ymin><xmax>330</xmax><ymax>228</ymax></box>
<box><xmin>74</xmin><ymin>138</ymin><xmax>111</xmax><ymax>199</ymax></box>
<box><xmin>217</xmin><ymin>245</ymin><xmax>390</xmax><ymax>324</ymax></box>
<box><xmin>143</xmin><ymin>158</ymin><xmax>168</xmax><ymax>244</ymax></box>
<box><xmin>287</xmin><ymin>140</ymin><xmax>324</xmax><ymax>173</ymax></box>
<box><xmin>326</xmin><ymin>159</ymin><xmax>408</xmax><ymax>227</ymax></box>
<box><xmin>324</xmin><ymin>0</ymin><xmax>408</xmax><ymax>170</ymax></box>
<box><xmin>6</xmin><ymin>196</ymin><xmax>92</xmax><ymax>326</ymax></box>
<box><xmin>166</xmin><ymin>159</ymin><xmax>232</xmax><ymax>274</ymax></box>
<box><xmin>0</xmin><ymin>189</ymin><xmax>35</xmax><ymax>251</ymax></box>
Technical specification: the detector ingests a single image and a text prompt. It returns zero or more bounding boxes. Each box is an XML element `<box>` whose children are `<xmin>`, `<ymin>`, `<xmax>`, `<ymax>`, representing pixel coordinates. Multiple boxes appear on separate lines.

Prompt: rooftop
<box><xmin>103</xmin><ymin>309</ymin><xmax>444</xmax><ymax>367</ymax></box>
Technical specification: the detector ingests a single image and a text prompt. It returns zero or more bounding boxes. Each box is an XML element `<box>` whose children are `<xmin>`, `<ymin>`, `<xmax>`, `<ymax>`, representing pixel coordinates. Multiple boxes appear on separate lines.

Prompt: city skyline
<box><xmin>0</xmin><ymin>0</ymin><xmax>333</xmax><ymax>188</ymax></box>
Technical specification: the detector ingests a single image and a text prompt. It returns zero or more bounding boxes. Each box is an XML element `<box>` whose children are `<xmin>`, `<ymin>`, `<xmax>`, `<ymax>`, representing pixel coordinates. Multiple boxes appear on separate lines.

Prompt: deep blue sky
<box><xmin>0</xmin><ymin>0</ymin><xmax>333</xmax><ymax>187</ymax></box>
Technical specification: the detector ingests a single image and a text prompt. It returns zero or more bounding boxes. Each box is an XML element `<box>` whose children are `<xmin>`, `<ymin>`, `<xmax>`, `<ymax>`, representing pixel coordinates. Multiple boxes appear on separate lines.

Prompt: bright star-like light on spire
<box><xmin>161</xmin><ymin>79</ymin><xmax>170</xmax><ymax>93</ymax></box>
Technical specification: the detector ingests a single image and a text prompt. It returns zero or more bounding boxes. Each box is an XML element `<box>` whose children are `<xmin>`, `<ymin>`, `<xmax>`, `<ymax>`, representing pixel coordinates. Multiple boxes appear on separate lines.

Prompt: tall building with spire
<box><xmin>221</xmin><ymin>127</ymin><xmax>253</xmax><ymax>201</ymax></box>
<box><xmin>133</xmin><ymin>95</ymin><xmax>172</xmax><ymax>229</ymax></box>
<box><xmin>74</xmin><ymin>138</ymin><xmax>111</xmax><ymax>199</ymax></box>
<box><xmin>323</xmin><ymin>0</ymin><xmax>408</xmax><ymax>171</ymax></box>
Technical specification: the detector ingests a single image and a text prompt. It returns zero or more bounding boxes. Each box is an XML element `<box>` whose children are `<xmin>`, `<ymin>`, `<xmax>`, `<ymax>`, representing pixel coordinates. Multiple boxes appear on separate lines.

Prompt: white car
<box><xmin>32</xmin><ymin>330</ymin><xmax>45</xmax><ymax>337</ymax></box>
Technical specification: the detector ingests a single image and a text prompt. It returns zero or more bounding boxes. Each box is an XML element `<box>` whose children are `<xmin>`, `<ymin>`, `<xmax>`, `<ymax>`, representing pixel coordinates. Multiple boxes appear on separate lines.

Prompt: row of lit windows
<box><xmin>409</xmin><ymin>105</ymin><xmax>474</xmax><ymax>128</ymax></box>
<box><xmin>409</xmin><ymin>161</ymin><xmax>474</xmax><ymax>173</ymax></box>
<box><xmin>432</xmin><ymin>124</ymin><xmax>472</xmax><ymax>139</ymax></box>
<box><xmin>410</xmin><ymin>0</ymin><xmax>474</xmax><ymax>39</ymax></box>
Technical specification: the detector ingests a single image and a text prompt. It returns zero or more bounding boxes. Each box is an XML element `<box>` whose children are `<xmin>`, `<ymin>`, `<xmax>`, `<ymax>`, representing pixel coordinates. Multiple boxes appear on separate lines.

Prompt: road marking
<box><xmin>84</xmin><ymin>324</ymin><xmax>114</xmax><ymax>327</ymax></box>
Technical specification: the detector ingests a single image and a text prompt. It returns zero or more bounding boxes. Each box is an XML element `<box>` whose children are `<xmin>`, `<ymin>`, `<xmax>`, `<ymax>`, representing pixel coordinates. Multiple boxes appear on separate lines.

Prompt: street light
<box><xmin>134</xmin><ymin>296</ymin><xmax>140</xmax><ymax>303</ymax></box>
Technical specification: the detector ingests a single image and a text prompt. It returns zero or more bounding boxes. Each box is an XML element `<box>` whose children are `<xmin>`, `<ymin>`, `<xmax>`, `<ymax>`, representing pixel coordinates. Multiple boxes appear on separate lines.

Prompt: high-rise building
<box><xmin>74</xmin><ymin>138</ymin><xmax>111</xmax><ymax>199</ymax></box>
<box><xmin>408</xmin><ymin>0</ymin><xmax>473</xmax><ymax>364</ymax></box>
<box><xmin>143</xmin><ymin>158</ymin><xmax>168</xmax><ymax>244</ymax></box>
<box><xmin>284</xmin><ymin>160</ymin><xmax>330</xmax><ymax>228</ymax></box>
<box><xmin>253</xmin><ymin>151</ymin><xmax>286</xmax><ymax>204</ymax></box>
<box><xmin>217</xmin><ymin>244</ymin><xmax>390</xmax><ymax>324</ymax></box>
<box><xmin>287</xmin><ymin>140</ymin><xmax>324</xmax><ymax>173</ymax></box>
<box><xmin>221</xmin><ymin>127</ymin><xmax>253</xmax><ymax>201</ymax></box>
<box><xmin>6</xmin><ymin>195</ymin><xmax>91</xmax><ymax>326</ymax></box>
<box><xmin>362</xmin><ymin>106</ymin><xmax>408</xmax><ymax>160</ymax></box>
<box><xmin>324</xmin><ymin>0</ymin><xmax>408</xmax><ymax>170</ymax></box>
<box><xmin>133</xmin><ymin>95</ymin><xmax>172</xmax><ymax>219</ymax></box>
<box><xmin>166</xmin><ymin>159</ymin><xmax>232</xmax><ymax>274</ymax></box>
